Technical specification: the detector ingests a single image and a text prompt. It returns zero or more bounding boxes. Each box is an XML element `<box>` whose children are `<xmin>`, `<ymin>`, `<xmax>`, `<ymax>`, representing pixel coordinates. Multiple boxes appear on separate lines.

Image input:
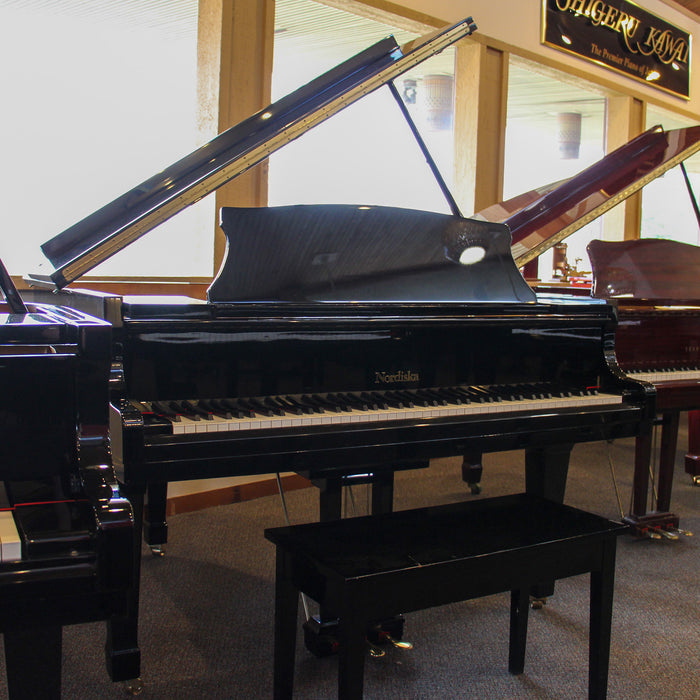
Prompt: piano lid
<box><xmin>38</xmin><ymin>17</ymin><xmax>477</xmax><ymax>290</ymax></box>
<box><xmin>587</xmin><ymin>238</ymin><xmax>700</xmax><ymax>303</ymax></box>
<box><xmin>472</xmin><ymin>124</ymin><xmax>700</xmax><ymax>267</ymax></box>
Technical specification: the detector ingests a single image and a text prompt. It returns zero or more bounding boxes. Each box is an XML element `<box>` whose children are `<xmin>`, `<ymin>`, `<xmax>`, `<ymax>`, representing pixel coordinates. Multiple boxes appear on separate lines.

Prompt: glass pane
<box><xmin>270</xmin><ymin>0</ymin><xmax>455</xmax><ymax>214</ymax></box>
<box><xmin>504</xmin><ymin>60</ymin><xmax>606</xmax><ymax>280</ymax></box>
<box><xmin>0</xmin><ymin>0</ymin><xmax>211</xmax><ymax>278</ymax></box>
<box><xmin>641</xmin><ymin>106</ymin><xmax>700</xmax><ymax>245</ymax></box>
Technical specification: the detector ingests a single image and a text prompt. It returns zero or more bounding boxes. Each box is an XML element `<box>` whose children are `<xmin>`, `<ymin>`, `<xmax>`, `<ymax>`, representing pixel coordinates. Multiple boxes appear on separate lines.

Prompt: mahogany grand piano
<box><xmin>475</xmin><ymin>124</ymin><xmax>700</xmax><ymax>537</ymax></box>
<box><xmin>22</xmin><ymin>17</ymin><xmax>654</xmax><ymax>665</ymax></box>
<box><xmin>587</xmin><ymin>238</ymin><xmax>700</xmax><ymax>536</ymax></box>
<box><xmin>0</xmin><ymin>260</ymin><xmax>137</xmax><ymax>698</ymax></box>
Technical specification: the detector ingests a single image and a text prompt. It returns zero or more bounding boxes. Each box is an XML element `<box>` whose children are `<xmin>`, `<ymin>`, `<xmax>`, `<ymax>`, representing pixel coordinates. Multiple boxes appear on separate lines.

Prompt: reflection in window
<box><xmin>270</xmin><ymin>0</ymin><xmax>455</xmax><ymax>214</ymax></box>
<box><xmin>642</xmin><ymin>107</ymin><xmax>700</xmax><ymax>246</ymax></box>
<box><xmin>1</xmin><ymin>0</ymin><xmax>210</xmax><ymax>278</ymax></box>
<box><xmin>504</xmin><ymin>60</ymin><xmax>606</xmax><ymax>280</ymax></box>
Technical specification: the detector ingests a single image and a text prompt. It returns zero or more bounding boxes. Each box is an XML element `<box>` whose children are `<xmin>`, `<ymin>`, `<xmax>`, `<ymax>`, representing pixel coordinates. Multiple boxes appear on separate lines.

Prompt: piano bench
<box><xmin>265</xmin><ymin>493</ymin><xmax>626</xmax><ymax>700</ymax></box>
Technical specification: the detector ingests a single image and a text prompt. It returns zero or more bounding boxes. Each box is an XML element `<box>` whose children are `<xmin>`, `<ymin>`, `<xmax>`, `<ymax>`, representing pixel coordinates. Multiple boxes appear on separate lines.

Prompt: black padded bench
<box><xmin>265</xmin><ymin>493</ymin><xmax>626</xmax><ymax>699</ymax></box>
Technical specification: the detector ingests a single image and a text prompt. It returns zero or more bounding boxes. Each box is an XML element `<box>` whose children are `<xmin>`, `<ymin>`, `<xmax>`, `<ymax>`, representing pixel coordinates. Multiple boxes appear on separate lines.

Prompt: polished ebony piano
<box><xmin>0</xmin><ymin>260</ymin><xmax>137</xmax><ymax>698</ymax></box>
<box><xmin>22</xmin><ymin>16</ymin><xmax>654</xmax><ymax>666</ymax></box>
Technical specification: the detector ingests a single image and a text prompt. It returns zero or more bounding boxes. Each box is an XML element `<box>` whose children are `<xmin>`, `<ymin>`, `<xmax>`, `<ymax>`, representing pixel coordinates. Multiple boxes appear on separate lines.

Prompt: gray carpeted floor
<box><xmin>2</xmin><ymin>419</ymin><xmax>699</xmax><ymax>698</ymax></box>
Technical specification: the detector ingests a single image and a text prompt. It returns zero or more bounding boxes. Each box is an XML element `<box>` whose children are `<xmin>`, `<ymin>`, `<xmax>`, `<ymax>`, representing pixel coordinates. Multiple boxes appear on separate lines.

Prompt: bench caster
<box><xmin>123</xmin><ymin>678</ymin><xmax>143</xmax><ymax>695</ymax></box>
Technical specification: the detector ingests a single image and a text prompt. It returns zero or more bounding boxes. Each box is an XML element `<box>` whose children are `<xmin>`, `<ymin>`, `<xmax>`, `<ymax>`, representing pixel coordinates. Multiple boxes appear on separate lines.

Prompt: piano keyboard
<box><xmin>135</xmin><ymin>383</ymin><xmax>623</xmax><ymax>436</ymax></box>
<box><xmin>626</xmin><ymin>368</ymin><xmax>700</xmax><ymax>383</ymax></box>
<box><xmin>0</xmin><ymin>485</ymin><xmax>21</xmax><ymax>563</ymax></box>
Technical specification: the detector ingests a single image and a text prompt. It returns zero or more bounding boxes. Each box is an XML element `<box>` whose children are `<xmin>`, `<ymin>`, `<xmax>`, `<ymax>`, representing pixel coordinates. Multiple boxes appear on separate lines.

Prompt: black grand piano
<box><xmin>22</xmin><ymin>17</ymin><xmax>653</xmax><ymax>667</ymax></box>
<box><xmin>0</xmin><ymin>260</ymin><xmax>137</xmax><ymax>698</ymax></box>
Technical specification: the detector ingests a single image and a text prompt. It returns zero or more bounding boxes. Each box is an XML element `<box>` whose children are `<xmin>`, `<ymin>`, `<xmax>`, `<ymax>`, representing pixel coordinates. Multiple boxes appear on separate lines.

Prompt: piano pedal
<box><xmin>670</xmin><ymin>527</ymin><xmax>693</xmax><ymax>537</ymax></box>
<box><xmin>530</xmin><ymin>596</ymin><xmax>547</xmax><ymax>610</ymax></box>
<box><xmin>693</xmin><ymin>475</ymin><xmax>700</xmax><ymax>486</ymax></box>
<box><xmin>149</xmin><ymin>544</ymin><xmax>165</xmax><ymax>557</ymax></box>
<box><xmin>367</xmin><ymin>640</ymin><xmax>386</xmax><ymax>658</ymax></box>
<box><xmin>367</xmin><ymin>615</ymin><xmax>407</xmax><ymax>646</ymax></box>
<box><xmin>623</xmin><ymin>512</ymin><xmax>681</xmax><ymax>540</ymax></box>
<box><xmin>123</xmin><ymin>677</ymin><xmax>143</xmax><ymax>696</ymax></box>
<box><xmin>385</xmin><ymin>634</ymin><xmax>413</xmax><ymax>650</ymax></box>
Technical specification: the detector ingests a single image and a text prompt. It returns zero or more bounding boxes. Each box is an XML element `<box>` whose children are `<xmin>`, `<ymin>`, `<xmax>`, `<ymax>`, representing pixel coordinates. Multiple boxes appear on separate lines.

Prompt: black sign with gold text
<box><xmin>542</xmin><ymin>0</ymin><xmax>691</xmax><ymax>98</ymax></box>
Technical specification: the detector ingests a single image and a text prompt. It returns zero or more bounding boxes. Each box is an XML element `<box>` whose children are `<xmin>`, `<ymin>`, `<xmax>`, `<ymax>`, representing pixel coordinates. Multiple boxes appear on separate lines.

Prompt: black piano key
<box><xmin>384</xmin><ymin>391</ymin><xmax>409</xmax><ymax>408</ymax></box>
<box><xmin>263</xmin><ymin>397</ymin><xmax>286</xmax><ymax>416</ymax></box>
<box><xmin>244</xmin><ymin>398</ymin><xmax>275</xmax><ymax>417</ymax></box>
<box><xmin>152</xmin><ymin>401</ymin><xmax>181</xmax><ymax>421</ymax></box>
<box><xmin>303</xmin><ymin>394</ymin><xmax>340</xmax><ymax>413</ymax></box>
<box><xmin>169</xmin><ymin>400</ymin><xmax>201</xmax><ymax>420</ymax></box>
<box><xmin>296</xmin><ymin>395</ymin><xmax>324</xmax><ymax>413</ymax></box>
<box><xmin>436</xmin><ymin>388</ymin><xmax>464</xmax><ymax>405</ymax></box>
<box><xmin>413</xmin><ymin>389</ymin><xmax>440</xmax><ymax>406</ymax></box>
<box><xmin>364</xmin><ymin>392</ymin><xmax>388</xmax><ymax>409</ymax></box>
<box><xmin>199</xmin><ymin>399</ymin><xmax>233</xmax><ymax>419</ymax></box>
<box><xmin>220</xmin><ymin>398</ymin><xmax>254</xmax><ymax>419</ymax></box>
<box><xmin>283</xmin><ymin>396</ymin><xmax>315</xmax><ymax>415</ymax></box>
<box><xmin>326</xmin><ymin>393</ymin><xmax>356</xmax><ymax>412</ymax></box>
<box><xmin>183</xmin><ymin>400</ymin><xmax>214</xmax><ymax>420</ymax></box>
<box><xmin>271</xmin><ymin>396</ymin><xmax>303</xmax><ymax>415</ymax></box>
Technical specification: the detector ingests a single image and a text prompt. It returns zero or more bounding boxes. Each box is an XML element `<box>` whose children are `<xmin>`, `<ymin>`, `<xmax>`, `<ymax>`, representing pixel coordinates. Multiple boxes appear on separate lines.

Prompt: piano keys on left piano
<box><xmin>19</xmin><ymin>16</ymin><xmax>655</xmax><ymax>675</ymax></box>
<box><xmin>0</xmin><ymin>258</ymin><xmax>139</xmax><ymax>698</ymax></box>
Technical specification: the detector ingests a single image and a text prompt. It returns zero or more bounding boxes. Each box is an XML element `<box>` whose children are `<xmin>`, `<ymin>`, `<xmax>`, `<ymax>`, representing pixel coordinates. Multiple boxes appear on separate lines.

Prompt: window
<box><xmin>504</xmin><ymin>60</ymin><xmax>607</xmax><ymax>279</ymax></box>
<box><xmin>269</xmin><ymin>0</ymin><xmax>455</xmax><ymax>214</ymax></box>
<box><xmin>1</xmin><ymin>0</ymin><xmax>210</xmax><ymax>278</ymax></box>
<box><xmin>641</xmin><ymin>106</ymin><xmax>700</xmax><ymax>245</ymax></box>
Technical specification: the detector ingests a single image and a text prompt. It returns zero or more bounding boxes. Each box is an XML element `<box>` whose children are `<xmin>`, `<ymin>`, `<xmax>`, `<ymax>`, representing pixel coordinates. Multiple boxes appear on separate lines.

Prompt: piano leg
<box><xmin>461</xmin><ymin>450</ymin><xmax>483</xmax><ymax>494</ymax></box>
<box><xmin>4</xmin><ymin>624</ymin><xmax>61</xmax><ymax>700</ymax></box>
<box><xmin>525</xmin><ymin>444</ymin><xmax>572</xmax><ymax>603</ymax></box>
<box><xmin>105</xmin><ymin>485</ymin><xmax>142</xmax><ymax>687</ymax></box>
<box><xmin>144</xmin><ymin>482</ymin><xmax>168</xmax><ymax>556</ymax></box>
<box><xmin>314</xmin><ymin>471</ymin><xmax>395</xmax><ymax>522</ymax></box>
<box><xmin>685</xmin><ymin>409</ymin><xmax>700</xmax><ymax>483</ymax></box>
<box><xmin>657</xmin><ymin>411</ymin><xmax>680</xmax><ymax>513</ymax></box>
<box><xmin>625</xmin><ymin>417</ymin><xmax>680</xmax><ymax>537</ymax></box>
<box><xmin>305</xmin><ymin>469</ymin><xmax>399</xmax><ymax>657</ymax></box>
<box><xmin>524</xmin><ymin>443</ymin><xmax>572</xmax><ymax>503</ymax></box>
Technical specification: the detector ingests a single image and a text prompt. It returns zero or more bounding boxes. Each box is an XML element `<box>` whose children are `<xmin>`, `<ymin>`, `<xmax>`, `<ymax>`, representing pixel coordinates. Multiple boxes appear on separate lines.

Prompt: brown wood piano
<box><xmin>587</xmin><ymin>238</ymin><xmax>700</xmax><ymax>536</ymax></box>
<box><xmin>477</xmin><ymin>124</ymin><xmax>700</xmax><ymax>537</ymax></box>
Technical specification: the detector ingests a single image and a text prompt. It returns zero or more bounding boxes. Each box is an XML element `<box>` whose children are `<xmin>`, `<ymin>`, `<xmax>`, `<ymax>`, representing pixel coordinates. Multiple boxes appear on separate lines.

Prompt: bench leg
<box><xmin>273</xmin><ymin>550</ymin><xmax>299</xmax><ymax>700</ymax></box>
<box><xmin>588</xmin><ymin>539</ymin><xmax>617</xmax><ymax>700</ymax></box>
<box><xmin>337</xmin><ymin>609</ymin><xmax>367</xmax><ymax>700</ymax></box>
<box><xmin>508</xmin><ymin>588</ymin><xmax>530</xmax><ymax>674</ymax></box>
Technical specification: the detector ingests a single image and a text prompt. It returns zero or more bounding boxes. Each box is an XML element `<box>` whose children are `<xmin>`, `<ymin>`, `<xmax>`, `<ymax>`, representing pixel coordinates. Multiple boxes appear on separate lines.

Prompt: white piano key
<box><xmin>146</xmin><ymin>386</ymin><xmax>624</xmax><ymax>437</ymax></box>
<box><xmin>0</xmin><ymin>510</ymin><xmax>21</xmax><ymax>563</ymax></box>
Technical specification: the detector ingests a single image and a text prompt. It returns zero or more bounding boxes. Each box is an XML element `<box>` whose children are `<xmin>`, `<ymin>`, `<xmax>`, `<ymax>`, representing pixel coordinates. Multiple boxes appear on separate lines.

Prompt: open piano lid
<box><xmin>474</xmin><ymin>124</ymin><xmax>700</xmax><ymax>267</ymax></box>
<box><xmin>37</xmin><ymin>18</ymin><xmax>478</xmax><ymax>291</ymax></box>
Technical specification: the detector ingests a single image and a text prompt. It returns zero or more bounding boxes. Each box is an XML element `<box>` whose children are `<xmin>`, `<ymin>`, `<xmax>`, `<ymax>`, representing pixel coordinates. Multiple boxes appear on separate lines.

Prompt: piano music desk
<box><xmin>266</xmin><ymin>493</ymin><xmax>626</xmax><ymax>700</ymax></box>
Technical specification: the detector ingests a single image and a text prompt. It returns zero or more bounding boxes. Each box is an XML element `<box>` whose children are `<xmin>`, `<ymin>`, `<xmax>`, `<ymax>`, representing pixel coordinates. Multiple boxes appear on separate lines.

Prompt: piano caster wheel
<box><xmin>530</xmin><ymin>597</ymin><xmax>547</xmax><ymax>610</ymax></box>
<box><xmin>469</xmin><ymin>482</ymin><xmax>482</xmax><ymax>495</ymax></box>
<box><xmin>149</xmin><ymin>544</ymin><xmax>165</xmax><ymax>557</ymax></box>
<box><xmin>303</xmin><ymin>618</ymin><xmax>340</xmax><ymax>657</ymax></box>
<box><xmin>123</xmin><ymin>678</ymin><xmax>143</xmax><ymax>696</ymax></box>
